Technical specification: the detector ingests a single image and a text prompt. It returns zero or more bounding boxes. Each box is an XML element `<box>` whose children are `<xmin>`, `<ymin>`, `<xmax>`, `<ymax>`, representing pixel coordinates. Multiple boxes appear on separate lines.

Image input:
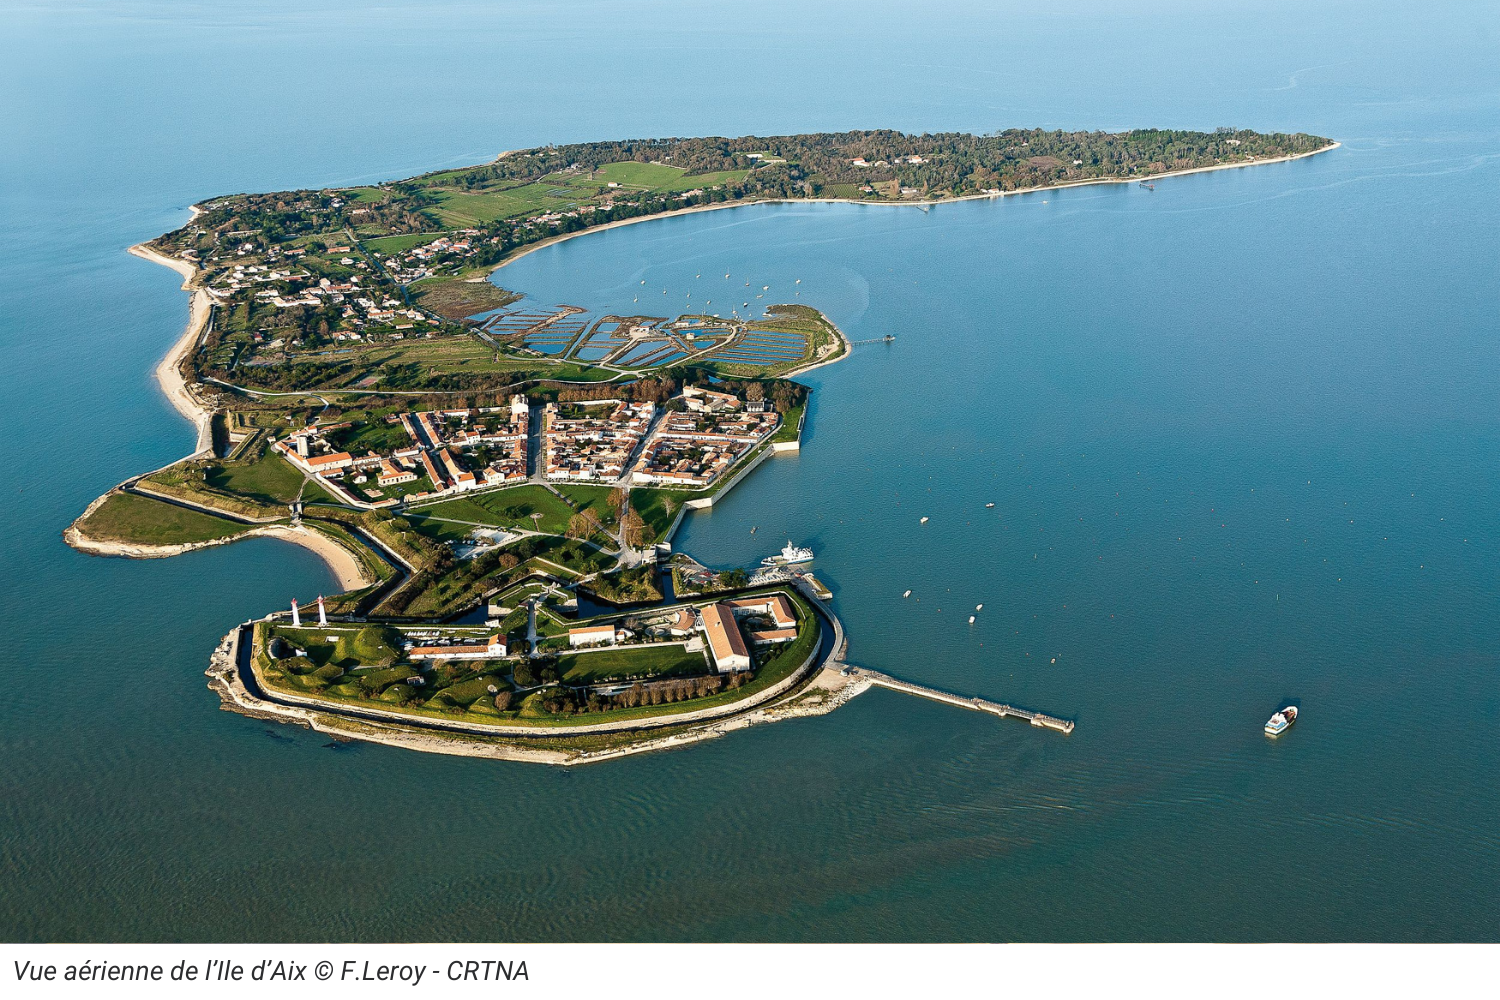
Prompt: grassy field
<box><xmin>557</xmin><ymin>644</ymin><xmax>707</xmax><ymax>684</ymax></box>
<box><xmin>409</xmin><ymin>277</ymin><xmax>521</xmax><ymax>321</ymax></box>
<box><xmin>629</xmin><ymin>488</ymin><xmax>684</xmax><ymax>542</ymax></box>
<box><xmin>362</xmin><ymin>233</ymin><xmax>444</xmax><ymax>254</ymax></box>
<box><xmin>81</xmin><ymin>492</ymin><xmax>247</xmax><ymax>546</ymax></box>
<box><xmin>411</xmin><ymin>485</ymin><xmax>579</xmax><ymax>534</ymax></box>
<box><xmin>204</xmin><ymin>449</ymin><xmax>306</xmax><ymax>505</ymax></box>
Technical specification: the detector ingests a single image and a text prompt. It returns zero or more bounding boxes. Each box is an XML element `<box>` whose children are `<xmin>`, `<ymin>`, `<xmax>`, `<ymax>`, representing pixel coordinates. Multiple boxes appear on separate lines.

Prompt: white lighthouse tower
<box><xmin>290</xmin><ymin>597</ymin><xmax>301</xmax><ymax>628</ymax></box>
<box><xmin>317</xmin><ymin>595</ymin><xmax>327</xmax><ymax>627</ymax></box>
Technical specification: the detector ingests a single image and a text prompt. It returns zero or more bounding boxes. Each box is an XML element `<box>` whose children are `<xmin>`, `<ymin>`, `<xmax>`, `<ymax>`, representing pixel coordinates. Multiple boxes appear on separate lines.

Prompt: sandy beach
<box><xmin>129</xmin><ymin>237</ymin><xmax>214</xmax><ymax>457</ymax></box>
<box><xmin>65</xmin><ymin>500</ymin><xmax>377</xmax><ymax>593</ymax></box>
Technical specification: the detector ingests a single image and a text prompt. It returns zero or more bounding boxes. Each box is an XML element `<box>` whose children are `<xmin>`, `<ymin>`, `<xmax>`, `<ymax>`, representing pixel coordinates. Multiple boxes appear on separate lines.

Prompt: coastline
<box><xmin>65</xmin><ymin>503</ymin><xmax>376</xmax><ymax>593</ymax></box>
<box><xmin>129</xmin><ymin>231</ymin><xmax>215</xmax><ymax>458</ymax></box>
<box><xmin>108</xmin><ymin>215</ymin><xmax>374</xmax><ymax>592</ymax></box>
<box><xmin>206</xmin><ymin>621</ymin><xmax>869</xmax><ymax>765</ymax></box>
<box><xmin>486</xmin><ymin>142</ymin><xmax>1341</xmax><ymax>277</ymax></box>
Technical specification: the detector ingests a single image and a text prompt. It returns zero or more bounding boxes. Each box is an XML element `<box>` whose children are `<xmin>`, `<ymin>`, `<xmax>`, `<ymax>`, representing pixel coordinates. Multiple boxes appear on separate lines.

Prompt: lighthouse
<box><xmin>317</xmin><ymin>595</ymin><xmax>327</xmax><ymax>627</ymax></box>
<box><xmin>290</xmin><ymin>597</ymin><xmax>301</xmax><ymax>628</ymax></box>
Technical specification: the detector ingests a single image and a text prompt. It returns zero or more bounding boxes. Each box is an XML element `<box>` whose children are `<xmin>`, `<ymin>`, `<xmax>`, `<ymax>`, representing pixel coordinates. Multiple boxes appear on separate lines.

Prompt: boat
<box><xmin>903</xmin><ymin>590</ymin><xmax>912</xmax><ymax>598</ymax></box>
<box><xmin>750</xmin><ymin>526</ymin><xmax>757</xmax><ymax>533</ymax></box>
<box><xmin>985</xmin><ymin>502</ymin><xmax>995</xmax><ymax>508</ymax></box>
<box><xmin>968</xmin><ymin>615</ymin><xmax>976</xmax><ymax>624</ymax></box>
<box><xmin>1264</xmin><ymin>705</ymin><xmax>1298</xmax><ymax>737</ymax></box>
<box><xmin>975</xmin><ymin>604</ymin><xmax>983</xmax><ymax>611</ymax></box>
<box><xmin>920</xmin><ymin>516</ymin><xmax>929</xmax><ymax>524</ymax></box>
<box><xmin>761</xmin><ymin>540</ymin><xmax>814</xmax><ymax>567</ymax></box>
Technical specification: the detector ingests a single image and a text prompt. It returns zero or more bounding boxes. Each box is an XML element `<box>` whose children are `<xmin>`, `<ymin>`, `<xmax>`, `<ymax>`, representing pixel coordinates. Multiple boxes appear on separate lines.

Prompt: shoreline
<box><xmin>65</xmin><ymin>505</ymin><xmax>376</xmax><ymax>592</ymax></box>
<box><xmin>129</xmin><ymin>231</ymin><xmax>215</xmax><ymax>458</ymax></box>
<box><xmin>206</xmin><ymin>622</ymin><xmax>869</xmax><ymax>765</ymax></box>
<box><xmin>112</xmin><ymin>214</ymin><xmax>375</xmax><ymax>592</ymax></box>
<box><xmin>486</xmin><ymin>142</ymin><xmax>1340</xmax><ymax>277</ymax></box>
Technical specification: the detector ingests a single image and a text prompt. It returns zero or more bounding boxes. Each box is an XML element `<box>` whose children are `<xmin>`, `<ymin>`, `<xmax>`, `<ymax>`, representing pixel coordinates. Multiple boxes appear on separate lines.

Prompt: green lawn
<box><xmin>205</xmin><ymin>449</ymin><xmax>307</xmax><ymax>505</ymax></box>
<box><xmin>557</xmin><ymin>644</ymin><xmax>708</xmax><ymax>684</ymax></box>
<box><xmin>411</xmin><ymin>485</ymin><xmax>579</xmax><ymax>534</ymax></box>
<box><xmin>81</xmin><ymin>492</ymin><xmax>246</xmax><ymax>546</ymax></box>
<box><xmin>362</xmin><ymin>233</ymin><xmax>444</xmax><ymax>254</ymax></box>
<box><xmin>629</xmin><ymin>488</ymin><xmax>685</xmax><ymax>542</ymax></box>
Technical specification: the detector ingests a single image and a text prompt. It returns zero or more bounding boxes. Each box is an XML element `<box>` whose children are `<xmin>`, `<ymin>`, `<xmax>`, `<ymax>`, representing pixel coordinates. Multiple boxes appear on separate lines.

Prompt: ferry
<box><xmin>762</xmin><ymin>541</ymin><xmax>813</xmax><ymax>567</ymax></box>
<box><xmin>1265</xmin><ymin>705</ymin><xmax>1298</xmax><ymax>737</ymax></box>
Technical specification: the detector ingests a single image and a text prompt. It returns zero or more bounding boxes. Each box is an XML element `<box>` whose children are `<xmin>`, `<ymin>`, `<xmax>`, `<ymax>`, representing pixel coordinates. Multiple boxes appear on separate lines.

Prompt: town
<box><xmin>272</xmin><ymin>384</ymin><xmax>784</xmax><ymax>509</ymax></box>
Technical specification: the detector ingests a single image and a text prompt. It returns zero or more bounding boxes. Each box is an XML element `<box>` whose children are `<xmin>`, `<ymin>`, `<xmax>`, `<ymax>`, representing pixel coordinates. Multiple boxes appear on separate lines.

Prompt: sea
<box><xmin>2</xmin><ymin>0</ymin><xmax>1498</xmax><ymax>941</ymax></box>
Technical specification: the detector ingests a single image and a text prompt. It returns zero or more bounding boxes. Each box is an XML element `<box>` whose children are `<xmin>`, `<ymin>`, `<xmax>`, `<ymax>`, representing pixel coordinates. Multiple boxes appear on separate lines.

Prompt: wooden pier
<box><xmin>849</xmin><ymin>668</ymin><xmax>1074</xmax><ymax>734</ymax></box>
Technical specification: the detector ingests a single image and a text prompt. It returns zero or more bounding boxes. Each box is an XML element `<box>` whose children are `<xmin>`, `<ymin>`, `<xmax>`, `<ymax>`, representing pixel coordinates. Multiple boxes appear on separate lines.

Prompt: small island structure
<box><xmin>67</xmin><ymin>127</ymin><xmax>1335</xmax><ymax>761</ymax></box>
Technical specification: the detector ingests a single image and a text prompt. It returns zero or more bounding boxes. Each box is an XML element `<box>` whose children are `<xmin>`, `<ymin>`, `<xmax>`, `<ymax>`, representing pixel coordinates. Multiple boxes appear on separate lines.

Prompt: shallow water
<box><xmin>2</xmin><ymin>0</ymin><xmax>1499</xmax><ymax>941</ymax></box>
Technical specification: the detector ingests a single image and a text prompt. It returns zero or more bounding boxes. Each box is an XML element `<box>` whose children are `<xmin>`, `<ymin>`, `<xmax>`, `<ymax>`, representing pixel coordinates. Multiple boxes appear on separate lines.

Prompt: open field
<box><xmin>410</xmin><ymin>484</ymin><xmax>580</xmax><ymax>535</ymax></box>
<box><xmin>80</xmin><ymin>492</ymin><xmax>246</xmax><ymax>546</ymax></box>
<box><xmin>204</xmin><ymin>448</ymin><xmax>306</xmax><ymax>505</ymax></box>
<box><xmin>557</xmin><ymin>644</ymin><xmax>707</xmax><ymax>683</ymax></box>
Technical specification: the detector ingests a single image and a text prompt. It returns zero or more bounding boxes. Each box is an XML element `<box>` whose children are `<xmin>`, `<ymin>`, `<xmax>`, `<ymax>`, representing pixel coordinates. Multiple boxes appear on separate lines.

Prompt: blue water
<box><xmin>3</xmin><ymin>0</ymin><xmax>1500</xmax><ymax>941</ymax></box>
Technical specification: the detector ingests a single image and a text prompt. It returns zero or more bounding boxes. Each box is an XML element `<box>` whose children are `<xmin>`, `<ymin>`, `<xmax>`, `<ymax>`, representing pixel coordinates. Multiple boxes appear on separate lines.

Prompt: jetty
<box><xmin>847</xmin><ymin>667</ymin><xmax>1074</xmax><ymax>734</ymax></box>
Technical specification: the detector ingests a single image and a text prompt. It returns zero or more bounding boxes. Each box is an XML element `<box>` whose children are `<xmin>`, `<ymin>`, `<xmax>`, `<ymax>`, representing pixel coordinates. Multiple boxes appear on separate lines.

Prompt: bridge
<box><xmin>846</xmin><ymin>667</ymin><xmax>1074</xmax><ymax>734</ymax></box>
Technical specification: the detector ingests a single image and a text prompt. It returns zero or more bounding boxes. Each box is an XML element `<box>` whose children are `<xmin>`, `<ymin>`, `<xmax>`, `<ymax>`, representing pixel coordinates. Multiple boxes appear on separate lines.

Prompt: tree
<box><xmin>608</xmin><ymin>487</ymin><xmax>629</xmax><ymax>514</ymax></box>
<box><xmin>620</xmin><ymin>509</ymin><xmax>648</xmax><ymax>547</ymax></box>
<box><xmin>494</xmin><ymin>691</ymin><xmax>512</xmax><ymax>711</ymax></box>
<box><xmin>566</xmin><ymin>512</ymin><xmax>594</xmax><ymax>540</ymax></box>
<box><xmin>723</xmin><ymin>567</ymin><xmax>749</xmax><ymax>589</ymax></box>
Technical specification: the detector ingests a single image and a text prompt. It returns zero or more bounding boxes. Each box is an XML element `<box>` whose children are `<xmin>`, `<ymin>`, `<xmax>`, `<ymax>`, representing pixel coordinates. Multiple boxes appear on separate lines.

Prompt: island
<box><xmin>67</xmin><ymin>127</ymin><xmax>1335</xmax><ymax>762</ymax></box>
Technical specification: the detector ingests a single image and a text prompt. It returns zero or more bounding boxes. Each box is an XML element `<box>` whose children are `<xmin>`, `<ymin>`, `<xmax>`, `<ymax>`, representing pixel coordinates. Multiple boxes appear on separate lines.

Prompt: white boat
<box><xmin>1265</xmin><ymin>705</ymin><xmax>1299</xmax><ymax>737</ymax></box>
<box><xmin>920</xmin><ymin>516</ymin><xmax>929</xmax><ymax>524</ymax></box>
<box><xmin>975</xmin><ymin>604</ymin><xmax>983</xmax><ymax>611</ymax></box>
<box><xmin>985</xmin><ymin>502</ymin><xmax>995</xmax><ymax>508</ymax></box>
<box><xmin>761</xmin><ymin>540</ymin><xmax>813</xmax><ymax>567</ymax></box>
<box><xmin>902</xmin><ymin>590</ymin><xmax>911</xmax><ymax>598</ymax></box>
<box><xmin>968</xmin><ymin>615</ymin><xmax>976</xmax><ymax>624</ymax></box>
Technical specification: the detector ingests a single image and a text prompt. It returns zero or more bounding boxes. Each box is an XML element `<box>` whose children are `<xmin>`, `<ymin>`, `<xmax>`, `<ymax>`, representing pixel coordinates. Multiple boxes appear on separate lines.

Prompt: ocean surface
<box><xmin>3</xmin><ymin>0</ymin><xmax>1499</xmax><ymax>941</ymax></box>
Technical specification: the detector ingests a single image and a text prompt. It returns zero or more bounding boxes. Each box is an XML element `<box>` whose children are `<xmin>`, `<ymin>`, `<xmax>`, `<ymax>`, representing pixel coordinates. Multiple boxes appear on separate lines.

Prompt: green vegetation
<box><xmin>78</xmin><ymin>492</ymin><xmax>246</xmax><ymax>546</ymax></box>
<box><xmin>145</xmin><ymin>128</ymin><xmax>1326</xmax><ymax>396</ymax></box>
<box><xmin>203</xmin><ymin>447</ymin><xmax>306</xmax><ymax>505</ymax></box>
<box><xmin>557</xmin><ymin>644</ymin><xmax>707</xmax><ymax>684</ymax></box>
<box><xmin>582</xmin><ymin>565</ymin><xmax>663</xmax><ymax>605</ymax></box>
<box><xmin>410</xmin><ymin>485</ymin><xmax>579</xmax><ymax>535</ymax></box>
<box><xmin>408</xmin><ymin>277</ymin><xmax>521</xmax><ymax>321</ymax></box>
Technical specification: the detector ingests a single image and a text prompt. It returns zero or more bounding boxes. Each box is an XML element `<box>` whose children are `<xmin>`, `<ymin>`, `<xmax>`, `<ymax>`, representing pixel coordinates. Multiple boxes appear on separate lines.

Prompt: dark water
<box><xmin>3</xmin><ymin>1</ymin><xmax>1499</xmax><ymax>941</ymax></box>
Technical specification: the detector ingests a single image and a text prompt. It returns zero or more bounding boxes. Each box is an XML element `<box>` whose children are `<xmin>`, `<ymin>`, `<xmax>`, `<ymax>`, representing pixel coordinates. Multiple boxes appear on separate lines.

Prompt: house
<box><xmin>724</xmin><ymin>593</ymin><xmax>797</xmax><ymax>629</ymax></box>
<box><xmin>568</xmin><ymin>623</ymin><xmax>617</xmax><ymax>648</ymax></box>
<box><xmin>305</xmin><ymin>451</ymin><xmax>354</xmax><ymax>473</ymax></box>
<box><xmin>409</xmin><ymin>634</ymin><xmax>507</xmax><ymax>660</ymax></box>
<box><xmin>748</xmin><ymin>626</ymin><xmax>798</xmax><ymax>645</ymax></box>
<box><xmin>699</xmin><ymin>603</ymin><xmax>751</xmax><ymax>673</ymax></box>
<box><xmin>663</xmin><ymin>608</ymin><xmax>697</xmax><ymax>637</ymax></box>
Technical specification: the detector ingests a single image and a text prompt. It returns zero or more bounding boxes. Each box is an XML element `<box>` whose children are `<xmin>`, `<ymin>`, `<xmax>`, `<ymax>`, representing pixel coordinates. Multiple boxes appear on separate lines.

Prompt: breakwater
<box><xmin>847</xmin><ymin>667</ymin><xmax>1074</xmax><ymax>734</ymax></box>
